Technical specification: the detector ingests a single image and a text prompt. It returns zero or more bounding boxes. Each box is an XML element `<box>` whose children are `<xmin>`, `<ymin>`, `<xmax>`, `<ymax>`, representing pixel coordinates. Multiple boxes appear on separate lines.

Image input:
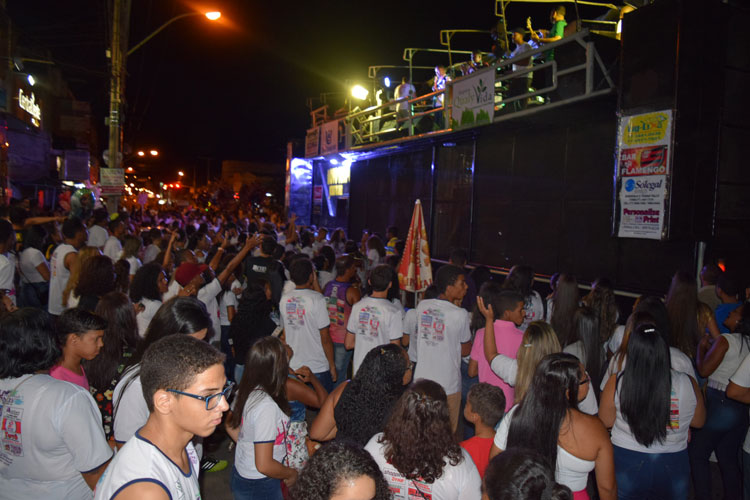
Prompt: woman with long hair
<box><xmin>600</xmin><ymin>297</ymin><xmax>696</xmax><ymax>391</ymax></box>
<box><xmin>502</xmin><ymin>265</ymin><xmax>544</xmax><ymax>332</ymax></box>
<box><xmin>564</xmin><ymin>307</ymin><xmax>605</xmax><ymax>398</ymax></box>
<box><xmin>17</xmin><ymin>224</ymin><xmax>50</xmax><ymax>308</ymax></box>
<box><xmin>548</xmin><ymin>273</ymin><xmax>579</xmax><ymax>346</ymax></box>
<box><xmin>289</xmin><ymin>440</ymin><xmax>391</xmax><ymax>500</ymax></box>
<box><xmin>364</xmin><ymin>234</ymin><xmax>385</xmax><ymax>270</ymax></box>
<box><xmin>599</xmin><ymin>321</ymin><xmax>705</xmax><ymax>500</ymax></box>
<box><xmin>63</xmin><ymin>245</ymin><xmax>100</xmax><ymax>308</ymax></box>
<box><xmin>226</xmin><ymin>336</ymin><xmax>297</xmax><ymax>499</ymax></box>
<box><xmin>689</xmin><ymin>303</ymin><xmax>750</xmax><ymax>499</ymax></box>
<box><xmin>665</xmin><ymin>271</ymin><xmax>702</xmax><ymax>359</ymax></box>
<box><xmin>582</xmin><ymin>277</ymin><xmax>618</xmax><ymax>345</ymax></box>
<box><xmin>310</xmin><ymin>343</ymin><xmax>412</xmax><ymax>446</ymax></box>
<box><xmin>120</xmin><ymin>234</ymin><xmax>142</xmax><ymax>278</ymax></box>
<box><xmin>84</xmin><ymin>291</ymin><xmax>140</xmax><ymax>440</ymax></box>
<box><xmin>365</xmin><ymin>379</ymin><xmax>482</xmax><ymax>499</ymax></box>
<box><xmin>329</xmin><ymin>228</ymin><xmax>347</xmax><ymax>255</ymax></box>
<box><xmin>111</xmin><ymin>296</ymin><xmax>212</xmax><ymax>445</ymax></box>
<box><xmin>74</xmin><ymin>254</ymin><xmax>116</xmax><ymax>312</ymax></box>
<box><xmin>129</xmin><ymin>262</ymin><xmax>169</xmax><ymax>337</ymax></box>
<box><xmin>491</xmin><ymin>353</ymin><xmax>616</xmax><ymax>500</ymax></box>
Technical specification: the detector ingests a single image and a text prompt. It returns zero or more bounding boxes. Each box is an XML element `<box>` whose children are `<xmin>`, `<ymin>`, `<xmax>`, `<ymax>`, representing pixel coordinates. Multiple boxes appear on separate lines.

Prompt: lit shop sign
<box><xmin>327</xmin><ymin>165</ymin><xmax>350</xmax><ymax>196</ymax></box>
<box><xmin>18</xmin><ymin>89</ymin><xmax>41</xmax><ymax>126</ymax></box>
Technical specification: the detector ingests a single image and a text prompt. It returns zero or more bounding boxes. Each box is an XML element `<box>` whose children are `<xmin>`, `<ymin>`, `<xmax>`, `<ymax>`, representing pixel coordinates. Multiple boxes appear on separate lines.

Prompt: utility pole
<box><xmin>106</xmin><ymin>0</ymin><xmax>131</xmax><ymax>213</ymax></box>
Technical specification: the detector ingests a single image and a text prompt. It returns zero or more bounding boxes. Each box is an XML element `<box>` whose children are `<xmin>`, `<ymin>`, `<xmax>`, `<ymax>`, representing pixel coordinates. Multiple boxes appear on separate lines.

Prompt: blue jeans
<box><xmin>230</xmin><ymin>467</ymin><xmax>282</xmax><ymax>500</ymax></box>
<box><xmin>613</xmin><ymin>445</ymin><xmax>689</xmax><ymax>500</ymax></box>
<box><xmin>333</xmin><ymin>342</ymin><xmax>352</xmax><ymax>388</ymax></box>
<box><xmin>689</xmin><ymin>387</ymin><xmax>748</xmax><ymax>500</ymax></box>
<box><xmin>314</xmin><ymin>369</ymin><xmax>334</xmax><ymax>394</ymax></box>
<box><xmin>744</xmin><ymin>450</ymin><xmax>750</xmax><ymax>500</ymax></box>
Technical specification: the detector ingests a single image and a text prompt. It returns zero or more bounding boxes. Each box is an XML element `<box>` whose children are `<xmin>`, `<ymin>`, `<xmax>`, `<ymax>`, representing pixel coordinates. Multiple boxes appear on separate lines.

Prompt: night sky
<box><xmin>7</xmin><ymin>1</ymin><xmax>596</xmax><ymax>168</ymax></box>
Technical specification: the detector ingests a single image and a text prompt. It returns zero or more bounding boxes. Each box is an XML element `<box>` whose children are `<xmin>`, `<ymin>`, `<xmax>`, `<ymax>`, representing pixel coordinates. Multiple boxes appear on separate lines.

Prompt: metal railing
<box><xmin>339</xmin><ymin>29</ymin><xmax>614</xmax><ymax>151</ymax></box>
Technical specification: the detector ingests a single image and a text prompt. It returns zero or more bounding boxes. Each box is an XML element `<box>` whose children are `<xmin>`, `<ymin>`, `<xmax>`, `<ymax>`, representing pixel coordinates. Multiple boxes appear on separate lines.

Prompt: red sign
<box><xmin>620</xmin><ymin>145</ymin><xmax>668</xmax><ymax>176</ymax></box>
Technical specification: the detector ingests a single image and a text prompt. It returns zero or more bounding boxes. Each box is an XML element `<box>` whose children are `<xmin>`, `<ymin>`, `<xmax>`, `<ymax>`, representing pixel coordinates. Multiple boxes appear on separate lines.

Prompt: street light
<box><xmin>205</xmin><ymin>11</ymin><xmax>221</xmax><ymax>21</ymax></box>
<box><xmin>137</xmin><ymin>151</ymin><xmax>145</xmax><ymax>157</ymax></box>
<box><xmin>149</xmin><ymin>150</ymin><xmax>159</xmax><ymax>156</ymax></box>
<box><xmin>178</xmin><ymin>171</ymin><xmax>184</xmax><ymax>176</ymax></box>
<box><xmin>126</xmin><ymin>11</ymin><xmax>222</xmax><ymax>57</ymax></box>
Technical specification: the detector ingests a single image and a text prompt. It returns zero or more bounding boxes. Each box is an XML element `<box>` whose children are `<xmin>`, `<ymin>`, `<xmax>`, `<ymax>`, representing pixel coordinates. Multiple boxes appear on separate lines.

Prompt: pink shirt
<box><xmin>50</xmin><ymin>364</ymin><xmax>89</xmax><ymax>390</ymax></box>
<box><xmin>470</xmin><ymin>320</ymin><xmax>523</xmax><ymax>411</ymax></box>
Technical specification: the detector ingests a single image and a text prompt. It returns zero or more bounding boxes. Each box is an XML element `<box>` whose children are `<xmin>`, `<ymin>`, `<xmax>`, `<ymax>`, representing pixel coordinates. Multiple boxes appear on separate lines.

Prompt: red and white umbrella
<box><xmin>398</xmin><ymin>199</ymin><xmax>433</xmax><ymax>293</ymax></box>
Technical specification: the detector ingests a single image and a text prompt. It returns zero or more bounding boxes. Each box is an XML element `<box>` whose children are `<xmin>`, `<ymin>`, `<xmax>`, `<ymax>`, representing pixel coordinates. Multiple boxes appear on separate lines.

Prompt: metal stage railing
<box><xmin>340</xmin><ymin>29</ymin><xmax>614</xmax><ymax>152</ymax></box>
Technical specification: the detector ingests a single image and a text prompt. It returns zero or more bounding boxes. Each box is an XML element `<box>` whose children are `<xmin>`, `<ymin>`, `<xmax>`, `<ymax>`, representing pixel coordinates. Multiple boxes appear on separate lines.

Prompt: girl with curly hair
<box><xmin>226</xmin><ymin>336</ymin><xmax>297</xmax><ymax>499</ymax></box>
<box><xmin>310</xmin><ymin>343</ymin><xmax>411</xmax><ymax>446</ymax></box>
<box><xmin>364</xmin><ymin>379</ymin><xmax>482</xmax><ymax>499</ymax></box>
<box><xmin>289</xmin><ymin>441</ymin><xmax>391</xmax><ymax>500</ymax></box>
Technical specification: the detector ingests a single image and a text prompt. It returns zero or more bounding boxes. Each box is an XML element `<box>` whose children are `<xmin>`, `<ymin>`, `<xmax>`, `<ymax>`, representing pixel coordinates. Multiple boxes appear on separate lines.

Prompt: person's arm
<box><xmin>24</xmin><ymin>215</ymin><xmax>65</xmax><ymax>227</ymax></box>
<box><xmin>346</xmin><ymin>284</ymin><xmax>361</xmax><ymax>306</ymax></box>
<box><xmin>81</xmin><ymin>459</ymin><xmax>111</xmax><ymax>491</ymax></box>
<box><xmin>255</xmin><ymin>441</ymin><xmax>298</xmax><ymax>485</ymax></box>
<box><xmin>344</xmin><ymin>331</ymin><xmax>355</xmax><ymax>350</ymax></box>
<box><xmin>401</xmin><ymin>333</ymin><xmax>410</xmax><ymax>347</ymax></box>
<box><xmin>696</xmin><ymin>334</ymin><xmax>728</xmax><ymax>378</ymax></box>
<box><xmin>598</xmin><ymin>374</ymin><xmax>617</xmax><ymax>428</ymax></box>
<box><xmin>311</xmin><ymin>270</ymin><xmax>322</xmax><ymax>294</ymax></box>
<box><xmin>690</xmin><ymin>375</ymin><xmax>706</xmax><ymax>428</ymax></box>
<box><xmin>227</xmin><ymin>305</ymin><xmax>236</xmax><ymax>323</ymax></box>
<box><xmin>161</xmin><ymin>231</ymin><xmax>178</xmax><ymax>270</ymax></box>
<box><xmin>467</xmin><ymin>358</ymin><xmax>479</xmax><ymax>378</ymax></box>
<box><xmin>478</xmin><ymin>297</ymin><xmax>499</xmax><ymax>363</ymax></box>
<box><xmin>207</xmin><ymin>233</ymin><xmax>229</xmax><ymax>272</ymax></box>
<box><xmin>224</xmin><ymin>411</ymin><xmax>240</xmax><ymax>442</ymax></box>
<box><xmin>727</xmin><ymin>381</ymin><xmax>750</xmax><ymax>403</ymax></box>
<box><xmin>36</xmin><ymin>262</ymin><xmax>50</xmax><ymax>281</ymax></box>
<box><xmin>290</xmin><ymin>366</ymin><xmax>329</xmax><ymax>408</ymax></box>
<box><xmin>319</xmin><ymin>326</ymin><xmax>337</xmax><ymax>382</ymax></box>
<box><xmin>489</xmin><ymin>443</ymin><xmax>502</xmax><ymax>460</ymax></box>
<box><xmin>309</xmin><ymin>381</ymin><xmax>347</xmax><ymax>441</ymax></box>
<box><xmin>109</xmin><ymin>481</ymin><xmax>171</xmax><ymax>499</ymax></box>
<box><xmin>217</xmin><ymin>235</ymin><xmax>261</xmax><ymax>285</ymax></box>
<box><xmin>591</xmin><ymin>420</ymin><xmax>617</xmax><ymax>500</ymax></box>
<box><xmin>461</xmin><ymin>341</ymin><xmax>472</xmax><ymax>357</ymax></box>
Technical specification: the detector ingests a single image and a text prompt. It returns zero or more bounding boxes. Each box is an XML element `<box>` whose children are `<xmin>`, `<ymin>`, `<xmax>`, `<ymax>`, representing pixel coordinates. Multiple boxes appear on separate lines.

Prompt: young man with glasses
<box><xmin>95</xmin><ymin>334</ymin><xmax>230</xmax><ymax>500</ymax></box>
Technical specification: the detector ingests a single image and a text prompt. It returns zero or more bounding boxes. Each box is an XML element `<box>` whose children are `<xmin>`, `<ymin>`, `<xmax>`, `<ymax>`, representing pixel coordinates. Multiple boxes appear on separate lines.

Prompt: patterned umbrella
<box><xmin>398</xmin><ymin>199</ymin><xmax>433</xmax><ymax>293</ymax></box>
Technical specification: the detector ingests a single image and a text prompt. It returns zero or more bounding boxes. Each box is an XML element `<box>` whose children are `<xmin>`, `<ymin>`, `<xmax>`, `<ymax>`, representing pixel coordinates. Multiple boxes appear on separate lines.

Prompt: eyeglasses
<box><xmin>167</xmin><ymin>381</ymin><xmax>234</xmax><ymax>410</ymax></box>
<box><xmin>578</xmin><ymin>377</ymin><xmax>590</xmax><ymax>386</ymax></box>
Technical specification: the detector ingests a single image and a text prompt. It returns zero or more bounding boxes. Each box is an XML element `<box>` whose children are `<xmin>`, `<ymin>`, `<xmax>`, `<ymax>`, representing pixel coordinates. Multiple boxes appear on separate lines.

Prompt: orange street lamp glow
<box><xmin>205</xmin><ymin>11</ymin><xmax>221</xmax><ymax>20</ymax></box>
<box><xmin>178</xmin><ymin>171</ymin><xmax>184</xmax><ymax>176</ymax></box>
<box><xmin>149</xmin><ymin>150</ymin><xmax>159</xmax><ymax>156</ymax></box>
<box><xmin>126</xmin><ymin>167</ymin><xmax>134</xmax><ymax>172</ymax></box>
<box><xmin>137</xmin><ymin>151</ymin><xmax>145</xmax><ymax>157</ymax></box>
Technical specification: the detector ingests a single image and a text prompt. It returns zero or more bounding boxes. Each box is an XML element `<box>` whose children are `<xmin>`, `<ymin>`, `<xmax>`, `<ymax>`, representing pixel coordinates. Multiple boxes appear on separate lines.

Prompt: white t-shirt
<box><xmin>610</xmin><ymin>369</ymin><xmax>696</xmax><ymax>453</ymax></box>
<box><xmin>49</xmin><ymin>243</ymin><xmax>76</xmax><ymax>315</ymax></box>
<box><xmin>0</xmin><ymin>253</ymin><xmax>16</xmax><ymax>305</ymax></box>
<box><xmin>280</xmin><ymin>288</ymin><xmax>331</xmax><ymax>373</ymax></box>
<box><xmin>163</xmin><ymin>279</ymin><xmax>182</xmax><ymax>302</ymax></box>
<box><xmin>112</xmin><ymin>366</ymin><xmax>149</xmax><ymax>444</ymax></box>
<box><xmin>403</xmin><ymin>309</ymin><xmax>418</xmax><ymax>361</ymax></box>
<box><xmin>601</xmin><ymin>347</ymin><xmax>695</xmax><ymax>391</ymax></box>
<box><xmin>394</xmin><ymin>82</ymin><xmax>416</xmax><ymax>112</ymax></box>
<box><xmin>87</xmin><ymin>225</ymin><xmax>108</xmax><ymax>249</ymax></box>
<box><xmin>413</xmin><ymin>298</ymin><xmax>471</xmax><ymax>395</ymax></box>
<box><xmin>94</xmin><ymin>432</ymin><xmax>200</xmax><ymax>500</ymax></box>
<box><xmin>219</xmin><ymin>290</ymin><xmax>238</xmax><ymax>326</ymax></box>
<box><xmin>103</xmin><ymin>236</ymin><xmax>122</xmax><ymax>261</ymax></box>
<box><xmin>493</xmin><ymin>405</ymin><xmax>593</xmax><ymax>492</ymax></box>
<box><xmin>19</xmin><ymin>247</ymin><xmax>47</xmax><ymax>283</ymax></box>
<box><xmin>729</xmin><ymin>353</ymin><xmax>750</xmax><ymax>453</ymax></box>
<box><xmin>143</xmin><ymin>244</ymin><xmax>160</xmax><ymax>264</ymax></box>
<box><xmin>136</xmin><ymin>298</ymin><xmax>162</xmax><ymax>338</ymax></box>
<box><xmin>126</xmin><ymin>256</ymin><xmax>142</xmax><ymax>276</ymax></box>
<box><xmin>346</xmin><ymin>296</ymin><xmax>403</xmax><ymax>375</ymax></box>
<box><xmin>234</xmin><ymin>390</ymin><xmax>289</xmax><ymax>480</ymax></box>
<box><xmin>318</xmin><ymin>270</ymin><xmax>335</xmax><ymax>290</ymax></box>
<box><xmin>0</xmin><ymin>374</ymin><xmax>113</xmax><ymax>499</ymax></box>
<box><xmin>520</xmin><ymin>291</ymin><xmax>545</xmax><ymax>332</ymax></box>
<box><xmin>365</xmin><ymin>432</ymin><xmax>481</xmax><ymax>500</ymax></box>
<box><xmin>709</xmin><ymin>334</ymin><xmax>749</xmax><ymax>388</ymax></box>
<box><xmin>366</xmin><ymin>248</ymin><xmax>381</xmax><ymax>269</ymax></box>
<box><xmin>606</xmin><ymin>325</ymin><xmax>626</xmax><ymax>354</ymax></box>
<box><xmin>197</xmin><ymin>278</ymin><xmax>222</xmax><ymax>338</ymax></box>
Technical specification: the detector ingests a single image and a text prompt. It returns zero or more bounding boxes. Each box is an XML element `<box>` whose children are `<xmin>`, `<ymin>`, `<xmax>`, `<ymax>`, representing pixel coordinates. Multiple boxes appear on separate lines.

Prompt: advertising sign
<box><xmin>320</xmin><ymin>120</ymin><xmax>339</xmax><ymax>155</ymax></box>
<box><xmin>305</xmin><ymin>127</ymin><xmax>319</xmax><ymax>158</ymax></box>
<box><xmin>615</xmin><ymin>110</ymin><xmax>673</xmax><ymax>240</ymax></box>
<box><xmin>99</xmin><ymin>167</ymin><xmax>124</xmax><ymax>196</ymax></box>
<box><xmin>312</xmin><ymin>185</ymin><xmax>323</xmax><ymax>215</ymax></box>
<box><xmin>450</xmin><ymin>67</ymin><xmax>494</xmax><ymax>130</ymax></box>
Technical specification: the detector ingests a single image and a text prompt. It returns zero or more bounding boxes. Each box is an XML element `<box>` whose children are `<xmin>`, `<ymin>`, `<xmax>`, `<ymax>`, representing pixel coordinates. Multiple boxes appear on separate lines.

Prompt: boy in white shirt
<box><xmin>346</xmin><ymin>264</ymin><xmax>403</xmax><ymax>375</ymax></box>
<box><xmin>412</xmin><ymin>264</ymin><xmax>471</xmax><ymax>432</ymax></box>
<box><xmin>95</xmin><ymin>334</ymin><xmax>229</xmax><ymax>500</ymax></box>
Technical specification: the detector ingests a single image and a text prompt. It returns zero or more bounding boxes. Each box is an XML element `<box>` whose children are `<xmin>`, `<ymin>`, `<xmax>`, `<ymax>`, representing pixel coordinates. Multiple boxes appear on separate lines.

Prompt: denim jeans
<box><xmin>744</xmin><ymin>450</ymin><xmax>750</xmax><ymax>500</ymax></box>
<box><xmin>230</xmin><ymin>467</ymin><xmax>282</xmax><ymax>500</ymax></box>
<box><xmin>689</xmin><ymin>387</ymin><xmax>748</xmax><ymax>500</ymax></box>
<box><xmin>333</xmin><ymin>342</ymin><xmax>352</xmax><ymax>388</ymax></box>
<box><xmin>314</xmin><ymin>369</ymin><xmax>334</xmax><ymax>394</ymax></box>
<box><xmin>613</xmin><ymin>445</ymin><xmax>689</xmax><ymax>500</ymax></box>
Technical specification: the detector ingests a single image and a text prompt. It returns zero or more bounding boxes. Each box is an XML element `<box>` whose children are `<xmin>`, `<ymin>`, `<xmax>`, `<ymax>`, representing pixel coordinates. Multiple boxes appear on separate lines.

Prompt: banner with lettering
<box><xmin>450</xmin><ymin>67</ymin><xmax>494</xmax><ymax>130</ymax></box>
<box><xmin>615</xmin><ymin>110</ymin><xmax>673</xmax><ymax>240</ymax></box>
<box><xmin>320</xmin><ymin>120</ymin><xmax>339</xmax><ymax>155</ymax></box>
<box><xmin>305</xmin><ymin>127</ymin><xmax>319</xmax><ymax>158</ymax></box>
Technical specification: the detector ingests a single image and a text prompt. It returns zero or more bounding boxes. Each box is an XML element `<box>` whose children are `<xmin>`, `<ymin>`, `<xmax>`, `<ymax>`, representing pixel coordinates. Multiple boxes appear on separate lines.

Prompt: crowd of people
<box><xmin>1</xmin><ymin>199</ymin><xmax>750</xmax><ymax>500</ymax></box>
